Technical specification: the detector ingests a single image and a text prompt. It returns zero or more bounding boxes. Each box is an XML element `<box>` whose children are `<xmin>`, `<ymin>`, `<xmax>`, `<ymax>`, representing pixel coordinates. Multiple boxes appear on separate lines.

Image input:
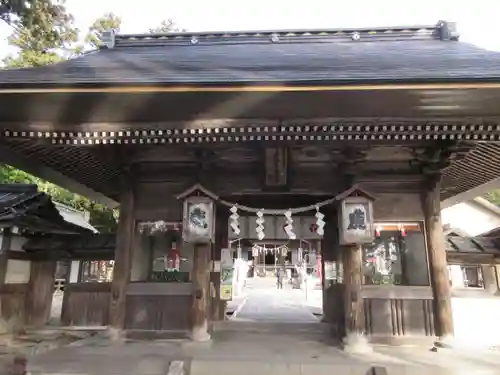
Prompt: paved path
<box><xmin>21</xmin><ymin>278</ymin><xmax>500</xmax><ymax>374</ymax></box>
<box><xmin>232</xmin><ymin>277</ymin><xmax>319</xmax><ymax>323</ymax></box>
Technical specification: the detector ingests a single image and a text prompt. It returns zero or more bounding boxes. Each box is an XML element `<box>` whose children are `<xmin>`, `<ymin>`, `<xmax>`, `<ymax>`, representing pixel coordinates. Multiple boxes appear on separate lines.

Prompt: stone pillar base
<box><xmin>191</xmin><ymin>321</ymin><xmax>211</xmax><ymax>342</ymax></box>
<box><xmin>106</xmin><ymin>327</ymin><xmax>126</xmax><ymax>343</ymax></box>
<box><xmin>342</xmin><ymin>333</ymin><xmax>373</xmax><ymax>355</ymax></box>
<box><xmin>433</xmin><ymin>335</ymin><xmax>456</xmax><ymax>350</ymax></box>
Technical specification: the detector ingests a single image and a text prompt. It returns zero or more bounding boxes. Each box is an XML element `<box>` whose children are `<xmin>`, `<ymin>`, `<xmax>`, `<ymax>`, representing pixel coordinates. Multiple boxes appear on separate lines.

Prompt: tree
<box><xmin>485</xmin><ymin>190</ymin><xmax>500</xmax><ymax>206</ymax></box>
<box><xmin>149</xmin><ymin>19</ymin><xmax>185</xmax><ymax>34</ymax></box>
<box><xmin>2</xmin><ymin>0</ymin><xmax>77</xmax><ymax>67</ymax></box>
<box><xmin>0</xmin><ymin>165</ymin><xmax>117</xmax><ymax>232</ymax></box>
<box><xmin>1</xmin><ymin>0</ymin><xmax>69</xmax><ymax>32</ymax></box>
<box><xmin>83</xmin><ymin>12</ymin><xmax>121</xmax><ymax>49</ymax></box>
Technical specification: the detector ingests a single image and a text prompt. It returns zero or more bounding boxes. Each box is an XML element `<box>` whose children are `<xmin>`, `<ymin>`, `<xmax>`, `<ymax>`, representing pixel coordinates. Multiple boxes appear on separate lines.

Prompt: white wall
<box><xmin>5</xmin><ymin>259</ymin><xmax>31</xmax><ymax>284</ymax></box>
<box><xmin>452</xmin><ymin>297</ymin><xmax>500</xmax><ymax>347</ymax></box>
<box><xmin>9</xmin><ymin>234</ymin><xmax>27</xmax><ymax>252</ymax></box>
<box><xmin>449</xmin><ymin>264</ymin><xmax>500</xmax><ymax>347</ymax></box>
<box><xmin>69</xmin><ymin>261</ymin><xmax>80</xmax><ymax>283</ymax></box>
<box><xmin>441</xmin><ymin>200</ymin><xmax>500</xmax><ymax>236</ymax></box>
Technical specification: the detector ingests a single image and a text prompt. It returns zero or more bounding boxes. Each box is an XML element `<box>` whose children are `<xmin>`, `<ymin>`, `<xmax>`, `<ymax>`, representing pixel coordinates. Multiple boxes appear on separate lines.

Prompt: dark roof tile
<box><xmin>0</xmin><ymin>183</ymin><xmax>92</xmax><ymax>234</ymax></box>
<box><xmin>0</xmin><ymin>23</ymin><xmax>499</xmax><ymax>86</ymax></box>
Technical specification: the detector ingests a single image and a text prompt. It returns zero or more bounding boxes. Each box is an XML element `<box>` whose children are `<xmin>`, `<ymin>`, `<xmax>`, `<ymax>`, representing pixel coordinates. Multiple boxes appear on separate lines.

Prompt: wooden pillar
<box><xmin>0</xmin><ymin>228</ymin><xmax>11</xmax><ymax>319</ymax></box>
<box><xmin>0</xmin><ymin>229</ymin><xmax>11</xmax><ymax>286</ymax></box>
<box><xmin>422</xmin><ymin>174</ymin><xmax>454</xmax><ymax>340</ymax></box>
<box><xmin>109</xmin><ymin>174</ymin><xmax>136</xmax><ymax>330</ymax></box>
<box><xmin>321</xmin><ymin>209</ymin><xmax>338</xmax><ymax>324</ymax></box>
<box><xmin>342</xmin><ymin>244</ymin><xmax>364</xmax><ymax>337</ymax></box>
<box><xmin>212</xmin><ymin>208</ymin><xmax>228</xmax><ymax>321</ymax></box>
<box><xmin>25</xmin><ymin>261</ymin><xmax>56</xmax><ymax>327</ymax></box>
<box><xmin>191</xmin><ymin>243</ymin><xmax>211</xmax><ymax>341</ymax></box>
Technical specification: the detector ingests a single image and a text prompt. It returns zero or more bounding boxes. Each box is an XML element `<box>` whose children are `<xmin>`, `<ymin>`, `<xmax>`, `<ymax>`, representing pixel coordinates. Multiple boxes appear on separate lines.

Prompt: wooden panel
<box><xmin>404</xmin><ymin>300</ymin><xmax>435</xmax><ymax>335</ymax></box>
<box><xmin>373</xmin><ymin>194</ymin><xmax>424</xmax><ymax>221</ymax></box>
<box><xmin>0</xmin><ymin>283</ymin><xmax>27</xmax><ymax>321</ymax></box>
<box><xmin>364</xmin><ymin>297</ymin><xmax>435</xmax><ymax>337</ymax></box>
<box><xmin>125</xmin><ymin>294</ymin><xmax>191</xmax><ymax>330</ymax></box>
<box><xmin>301</xmin><ymin>217</ymin><xmax>322</xmax><ymax>240</ymax></box>
<box><xmin>61</xmin><ymin>283</ymin><xmax>111</xmax><ymax>326</ymax></box>
<box><xmin>127</xmin><ymin>282</ymin><xmax>193</xmax><ymax>296</ymax></box>
<box><xmin>135</xmin><ymin>182</ymin><xmax>183</xmax><ymax>222</ymax></box>
<box><xmin>361</xmin><ymin>286</ymin><xmax>433</xmax><ymax>299</ymax></box>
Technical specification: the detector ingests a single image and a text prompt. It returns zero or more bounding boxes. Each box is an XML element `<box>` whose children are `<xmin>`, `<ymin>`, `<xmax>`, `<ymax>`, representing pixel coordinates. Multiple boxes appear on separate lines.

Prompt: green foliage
<box><xmin>1</xmin><ymin>0</ymin><xmax>71</xmax><ymax>38</ymax></box>
<box><xmin>149</xmin><ymin>19</ymin><xmax>184</xmax><ymax>34</ymax></box>
<box><xmin>2</xmin><ymin>0</ymin><xmax>77</xmax><ymax>67</ymax></box>
<box><xmin>83</xmin><ymin>12</ymin><xmax>121</xmax><ymax>49</ymax></box>
<box><xmin>485</xmin><ymin>190</ymin><xmax>500</xmax><ymax>206</ymax></box>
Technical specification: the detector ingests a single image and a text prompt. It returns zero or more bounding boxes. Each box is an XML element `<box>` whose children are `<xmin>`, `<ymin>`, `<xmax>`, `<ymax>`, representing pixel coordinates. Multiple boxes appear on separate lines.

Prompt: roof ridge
<box><xmin>101</xmin><ymin>20</ymin><xmax>459</xmax><ymax>49</ymax></box>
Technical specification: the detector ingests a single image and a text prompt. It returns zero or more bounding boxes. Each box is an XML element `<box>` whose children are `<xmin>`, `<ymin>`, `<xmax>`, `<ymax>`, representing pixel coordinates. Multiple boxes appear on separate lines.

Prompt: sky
<box><xmin>0</xmin><ymin>0</ymin><xmax>499</xmax><ymax>57</ymax></box>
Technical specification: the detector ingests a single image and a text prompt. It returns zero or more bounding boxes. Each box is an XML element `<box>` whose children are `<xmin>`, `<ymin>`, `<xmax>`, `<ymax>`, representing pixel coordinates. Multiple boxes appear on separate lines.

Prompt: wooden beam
<box><xmin>0</xmin><ymin>143</ymin><xmax>118</xmax><ymax>208</ymax></box>
<box><xmin>109</xmin><ymin>171</ymin><xmax>136</xmax><ymax>330</ymax></box>
<box><xmin>422</xmin><ymin>174</ymin><xmax>454</xmax><ymax>340</ymax></box>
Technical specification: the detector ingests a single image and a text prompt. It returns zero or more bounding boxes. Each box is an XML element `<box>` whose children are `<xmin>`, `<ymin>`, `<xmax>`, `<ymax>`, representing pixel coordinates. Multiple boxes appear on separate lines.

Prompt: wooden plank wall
<box><xmin>25</xmin><ymin>261</ymin><xmax>56</xmax><ymax>327</ymax></box>
<box><xmin>362</xmin><ymin>286</ymin><xmax>435</xmax><ymax>337</ymax></box>
<box><xmin>0</xmin><ymin>283</ymin><xmax>28</xmax><ymax>322</ymax></box>
<box><xmin>125</xmin><ymin>295</ymin><xmax>191</xmax><ymax>330</ymax></box>
<box><xmin>361</xmin><ymin>193</ymin><xmax>433</xmax><ymax>338</ymax></box>
<box><xmin>61</xmin><ymin>283</ymin><xmax>111</xmax><ymax>326</ymax></box>
<box><xmin>124</xmin><ymin>283</ymin><xmax>192</xmax><ymax>330</ymax></box>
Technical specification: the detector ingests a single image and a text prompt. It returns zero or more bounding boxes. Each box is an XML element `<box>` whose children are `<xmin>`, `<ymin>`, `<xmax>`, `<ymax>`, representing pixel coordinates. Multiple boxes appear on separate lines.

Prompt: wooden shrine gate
<box><xmin>0</xmin><ymin>21</ymin><xmax>499</xmax><ymax>348</ymax></box>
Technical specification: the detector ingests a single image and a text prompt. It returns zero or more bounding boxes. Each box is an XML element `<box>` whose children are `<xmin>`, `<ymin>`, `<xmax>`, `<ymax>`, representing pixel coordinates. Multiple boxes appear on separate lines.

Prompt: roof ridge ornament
<box><xmin>101</xmin><ymin>29</ymin><xmax>116</xmax><ymax>49</ymax></box>
<box><xmin>437</xmin><ymin>20</ymin><xmax>459</xmax><ymax>41</ymax></box>
<box><xmin>112</xmin><ymin>23</ymin><xmax>444</xmax><ymax>47</ymax></box>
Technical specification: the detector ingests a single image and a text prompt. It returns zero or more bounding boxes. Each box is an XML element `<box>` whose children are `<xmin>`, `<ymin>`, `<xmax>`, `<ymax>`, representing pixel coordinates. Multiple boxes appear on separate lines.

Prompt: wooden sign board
<box><xmin>181</xmin><ymin>196</ymin><xmax>215</xmax><ymax>244</ymax></box>
<box><xmin>338</xmin><ymin>196</ymin><xmax>374</xmax><ymax>245</ymax></box>
<box><xmin>220</xmin><ymin>248</ymin><xmax>233</xmax><ymax>301</ymax></box>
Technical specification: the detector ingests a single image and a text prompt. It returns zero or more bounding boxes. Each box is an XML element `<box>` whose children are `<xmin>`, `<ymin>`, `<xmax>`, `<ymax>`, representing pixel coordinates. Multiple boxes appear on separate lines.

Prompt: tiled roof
<box><xmin>0</xmin><ymin>21</ymin><xmax>499</xmax><ymax>86</ymax></box>
<box><xmin>446</xmin><ymin>233</ymin><xmax>500</xmax><ymax>255</ymax></box>
<box><xmin>0</xmin><ymin>184</ymin><xmax>93</xmax><ymax>234</ymax></box>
